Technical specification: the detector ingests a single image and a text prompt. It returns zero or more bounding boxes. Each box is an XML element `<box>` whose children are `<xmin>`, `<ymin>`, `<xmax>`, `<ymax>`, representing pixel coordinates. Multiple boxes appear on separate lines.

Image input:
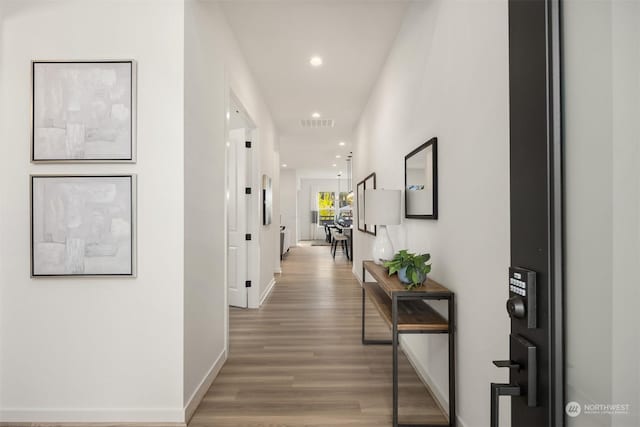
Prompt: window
<box><xmin>317</xmin><ymin>191</ymin><xmax>353</xmax><ymax>226</ymax></box>
<box><xmin>317</xmin><ymin>192</ymin><xmax>335</xmax><ymax>225</ymax></box>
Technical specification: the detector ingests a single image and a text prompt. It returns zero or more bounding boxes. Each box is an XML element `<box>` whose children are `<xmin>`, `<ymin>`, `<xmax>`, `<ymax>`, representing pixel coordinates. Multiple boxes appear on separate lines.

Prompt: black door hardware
<box><xmin>490</xmin><ymin>334</ymin><xmax>537</xmax><ymax>426</ymax></box>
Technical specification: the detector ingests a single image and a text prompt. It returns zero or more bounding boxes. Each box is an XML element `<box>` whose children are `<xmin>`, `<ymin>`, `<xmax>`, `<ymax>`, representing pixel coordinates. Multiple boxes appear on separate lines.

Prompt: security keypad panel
<box><xmin>509</xmin><ymin>274</ymin><xmax>528</xmax><ymax>296</ymax></box>
<box><xmin>508</xmin><ymin>267</ymin><xmax>537</xmax><ymax>329</ymax></box>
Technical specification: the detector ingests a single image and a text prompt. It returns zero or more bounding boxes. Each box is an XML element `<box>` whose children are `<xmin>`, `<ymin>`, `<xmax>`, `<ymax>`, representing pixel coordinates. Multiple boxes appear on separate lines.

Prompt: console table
<box><xmin>361</xmin><ymin>260</ymin><xmax>456</xmax><ymax>427</ymax></box>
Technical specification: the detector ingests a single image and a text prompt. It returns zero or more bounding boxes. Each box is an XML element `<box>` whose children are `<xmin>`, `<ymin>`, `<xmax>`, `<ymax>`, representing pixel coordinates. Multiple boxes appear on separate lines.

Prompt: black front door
<box><xmin>501</xmin><ymin>1</ymin><xmax>640</xmax><ymax>427</ymax></box>
<box><xmin>492</xmin><ymin>0</ymin><xmax>563</xmax><ymax>426</ymax></box>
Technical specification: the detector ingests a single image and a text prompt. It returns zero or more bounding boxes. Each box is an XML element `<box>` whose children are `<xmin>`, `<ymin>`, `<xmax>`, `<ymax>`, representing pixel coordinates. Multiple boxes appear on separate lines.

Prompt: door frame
<box><xmin>226</xmin><ymin>126</ymin><xmax>251</xmax><ymax>309</ymax></box>
<box><xmin>226</xmin><ymin>90</ymin><xmax>261</xmax><ymax>310</ymax></box>
<box><xmin>508</xmin><ymin>0</ymin><xmax>564</xmax><ymax>425</ymax></box>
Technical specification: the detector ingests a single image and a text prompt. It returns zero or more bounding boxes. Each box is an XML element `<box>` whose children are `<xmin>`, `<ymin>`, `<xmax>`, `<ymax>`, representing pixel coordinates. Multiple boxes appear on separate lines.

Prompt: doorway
<box><xmin>227</xmin><ymin>93</ymin><xmax>258</xmax><ymax>309</ymax></box>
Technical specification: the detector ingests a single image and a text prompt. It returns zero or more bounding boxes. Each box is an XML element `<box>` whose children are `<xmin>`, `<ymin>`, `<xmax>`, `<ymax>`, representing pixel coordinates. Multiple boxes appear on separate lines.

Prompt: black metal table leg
<box><xmin>362</xmin><ymin>286</ymin><xmax>366</xmax><ymax>343</ymax></box>
<box><xmin>392</xmin><ymin>295</ymin><xmax>399</xmax><ymax>427</ymax></box>
<box><xmin>448</xmin><ymin>294</ymin><xmax>456</xmax><ymax>427</ymax></box>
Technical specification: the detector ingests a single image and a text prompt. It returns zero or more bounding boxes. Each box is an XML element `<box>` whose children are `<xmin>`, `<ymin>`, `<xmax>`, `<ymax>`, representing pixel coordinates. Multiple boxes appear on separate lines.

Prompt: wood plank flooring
<box><xmin>189</xmin><ymin>246</ymin><xmax>447</xmax><ymax>427</ymax></box>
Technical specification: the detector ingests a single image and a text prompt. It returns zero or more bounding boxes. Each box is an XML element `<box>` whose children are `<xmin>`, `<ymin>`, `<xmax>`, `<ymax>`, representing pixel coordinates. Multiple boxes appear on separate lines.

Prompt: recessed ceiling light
<box><xmin>338</xmin><ymin>141</ymin><xmax>345</xmax><ymax>146</ymax></box>
<box><xmin>310</xmin><ymin>56</ymin><xmax>323</xmax><ymax>67</ymax></box>
<box><xmin>282</xmin><ymin>164</ymin><xmax>287</xmax><ymax>168</ymax></box>
<box><xmin>336</xmin><ymin>154</ymin><xmax>341</xmax><ymax>159</ymax></box>
<box><xmin>332</xmin><ymin>164</ymin><xmax>337</xmax><ymax>167</ymax></box>
<box><xmin>312</xmin><ymin>112</ymin><xmax>321</xmax><ymax>119</ymax></box>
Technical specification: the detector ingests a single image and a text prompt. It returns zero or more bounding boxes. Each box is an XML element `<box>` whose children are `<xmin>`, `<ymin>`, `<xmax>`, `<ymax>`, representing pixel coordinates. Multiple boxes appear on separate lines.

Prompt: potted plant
<box><xmin>383</xmin><ymin>249</ymin><xmax>431</xmax><ymax>290</ymax></box>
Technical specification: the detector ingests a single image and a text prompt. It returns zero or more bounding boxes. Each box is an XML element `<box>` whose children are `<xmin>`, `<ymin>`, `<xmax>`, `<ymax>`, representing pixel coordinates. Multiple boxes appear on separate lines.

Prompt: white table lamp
<box><xmin>364</xmin><ymin>189</ymin><xmax>401</xmax><ymax>264</ymax></box>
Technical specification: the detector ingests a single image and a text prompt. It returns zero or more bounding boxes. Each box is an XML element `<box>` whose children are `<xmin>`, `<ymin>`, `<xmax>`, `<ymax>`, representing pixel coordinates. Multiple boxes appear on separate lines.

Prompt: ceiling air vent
<box><xmin>300</xmin><ymin>119</ymin><xmax>335</xmax><ymax>128</ymax></box>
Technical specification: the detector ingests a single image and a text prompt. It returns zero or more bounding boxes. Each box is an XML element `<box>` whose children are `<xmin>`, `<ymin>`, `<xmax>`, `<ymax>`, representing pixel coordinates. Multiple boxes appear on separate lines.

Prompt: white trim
<box><xmin>183</xmin><ymin>348</ymin><xmax>227</xmax><ymax>423</ymax></box>
<box><xmin>259</xmin><ymin>277</ymin><xmax>276</xmax><ymax>306</ymax></box>
<box><xmin>400</xmin><ymin>340</ymin><xmax>467</xmax><ymax>427</ymax></box>
<box><xmin>0</xmin><ymin>422</ymin><xmax>183</xmax><ymax>427</ymax></box>
<box><xmin>352</xmin><ymin>271</ymin><xmax>364</xmax><ymax>287</ymax></box>
<box><xmin>0</xmin><ymin>408</ymin><xmax>184</xmax><ymax>424</ymax></box>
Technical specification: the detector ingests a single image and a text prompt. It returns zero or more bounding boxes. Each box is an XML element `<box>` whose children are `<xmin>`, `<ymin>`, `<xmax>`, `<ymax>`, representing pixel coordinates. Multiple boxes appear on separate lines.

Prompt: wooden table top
<box><xmin>363</xmin><ymin>260</ymin><xmax>452</xmax><ymax>297</ymax></box>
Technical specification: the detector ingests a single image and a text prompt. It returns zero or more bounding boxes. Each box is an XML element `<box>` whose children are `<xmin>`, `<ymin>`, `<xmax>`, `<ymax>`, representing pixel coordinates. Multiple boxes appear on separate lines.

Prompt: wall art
<box><xmin>32</xmin><ymin>60</ymin><xmax>136</xmax><ymax>162</ymax></box>
<box><xmin>31</xmin><ymin>175</ymin><xmax>136</xmax><ymax>277</ymax></box>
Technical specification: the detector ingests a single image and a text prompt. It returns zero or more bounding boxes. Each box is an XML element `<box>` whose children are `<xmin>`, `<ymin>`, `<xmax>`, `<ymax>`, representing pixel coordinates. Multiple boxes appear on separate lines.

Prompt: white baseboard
<box><xmin>400</xmin><ymin>340</ymin><xmax>466</xmax><ymax>427</ymax></box>
<box><xmin>184</xmin><ymin>348</ymin><xmax>227</xmax><ymax>423</ymax></box>
<box><xmin>260</xmin><ymin>277</ymin><xmax>276</xmax><ymax>306</ymax></box>
<box><xmin>0</xmin><ymin>423</ymin><xmax>183</xmax><ymax>427</ymax></box>
<box><xmin>0</xmin><ymin>422</ymin><xmax>183</xmax><ymax>427</ymax></box>
<box><xmin>0</xmin><ymin>408</ymin><xmax>185</xmax><ymax>425</ymax></box>
<box><xmin>352</xmin><ymin>270</ymin><xmax>363</xmax><ymax>286</ymax></box>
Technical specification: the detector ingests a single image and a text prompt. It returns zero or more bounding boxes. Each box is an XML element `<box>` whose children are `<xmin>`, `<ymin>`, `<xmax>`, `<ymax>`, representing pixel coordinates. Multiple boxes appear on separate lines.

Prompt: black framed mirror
<box><xmin>405</xmin><ymin>138</ymin><xmax>438</xmax><ymax>219</ymax></box>
<box><xmin>356</xmin><ymin>172</ymin><xmax>377</xmax><ymax>235</ymax></box>
<box><xmin>356</xmin><ymin>181</ymin><xmax>366</xmax><ymax>232</ymax></box>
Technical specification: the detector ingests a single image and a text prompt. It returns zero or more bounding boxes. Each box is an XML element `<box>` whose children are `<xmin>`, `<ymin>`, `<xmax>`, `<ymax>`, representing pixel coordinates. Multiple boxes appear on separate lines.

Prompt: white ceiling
<box><xmin>220</xmin><ymin>0</ymin><xmax>409</xmax><ymax>175</ymax></box>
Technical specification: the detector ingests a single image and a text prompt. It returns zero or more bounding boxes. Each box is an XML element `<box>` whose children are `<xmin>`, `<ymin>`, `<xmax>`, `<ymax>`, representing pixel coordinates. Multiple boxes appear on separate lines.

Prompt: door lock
<box><xmin>508</xmin><ymin>267</ymin><xmax>537</xmax><ymax>328</ymax></box>
<box><xmin>506</xmin><ymin>296</ymin><xmax>526</xmax><ymax>319</ymax></box>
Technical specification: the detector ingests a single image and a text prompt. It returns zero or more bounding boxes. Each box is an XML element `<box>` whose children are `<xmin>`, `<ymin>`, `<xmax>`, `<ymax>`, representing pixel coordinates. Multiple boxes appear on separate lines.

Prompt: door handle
<box><xmin>490</xmin><ymin>383</ymin><xmax>521</xmax><ymax>427</ymax></box>
<box><xmin>489</xmin><ymin>335</ymin><xmax>537</xmax><ymax>426</ymax></box>
<box><xmin>492</xmin><ymin>360</ymin><xmax>520</xmax><ymax>369</ymax></box>
<box><xmin>490</xmin><ymin>359</ymin><xmax>521</xmax><ymax>427</ymax></box>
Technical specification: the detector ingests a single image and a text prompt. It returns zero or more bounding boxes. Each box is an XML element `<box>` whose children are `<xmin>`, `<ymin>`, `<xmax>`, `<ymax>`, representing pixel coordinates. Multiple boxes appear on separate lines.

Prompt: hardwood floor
<box><xmin>189</xmin><ymin>246</ymin><xmax>447</xmax><ymax>427</ymax></box>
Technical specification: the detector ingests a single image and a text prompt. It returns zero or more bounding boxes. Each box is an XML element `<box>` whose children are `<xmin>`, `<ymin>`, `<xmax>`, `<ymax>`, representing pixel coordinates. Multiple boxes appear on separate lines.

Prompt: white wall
<box><xmin>0</xmin><ymin>0</ymin><xmax>185</xmax><ymax>423</ymax></box>
<box><xmin>182</xmin><ymin>0</ymin><xmax>280</xmax><ymax>408</ymax></box>
<box><xmin>209</xmin><ymin>1</ymin><xmax>280</xmax><ymax>302</ymax></box>
<box><xmin>563</xmin><ymin>2</ymin><xmax>613</xmax><ymax>423</ymax></box>
<box><xmin>183</xmin><ymin>0</ymin><xmax>227</xmax><ymax>410</ymax></box>
<box><xmin>280</xmin><ymin>169</ymin><xmax>298</xmax><ymax>246</ymax></box>
<box><xmin>564</xmin><ymin>1</ymin><xmax>640</xmax><ymax>426</ymax></box>
<box><xmin>352</xmin><ymin>2</ymin><xmax>510</xmax><ymax>426</ymax></box>
<box><xmin>610</xmin><ymin>3</ymin><xmax>640</xmax><ymax>424</ymax></box>
<box><xmin>0</xmin><ymin>0</ymin><xmax>279</xmax><ymax>423</ymax></box>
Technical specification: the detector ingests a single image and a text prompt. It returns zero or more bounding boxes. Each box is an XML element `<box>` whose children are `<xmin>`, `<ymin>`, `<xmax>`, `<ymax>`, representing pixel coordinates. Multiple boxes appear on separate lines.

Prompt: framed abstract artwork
<box><xmin>31</xmin><ymin>175</ymin><xmax>136</xmax><ymax>277</ymax></box>
<box><xmin>31</xmin><ymin>60</ymin><xmax>136</xmax><ymax>162</ymax></box>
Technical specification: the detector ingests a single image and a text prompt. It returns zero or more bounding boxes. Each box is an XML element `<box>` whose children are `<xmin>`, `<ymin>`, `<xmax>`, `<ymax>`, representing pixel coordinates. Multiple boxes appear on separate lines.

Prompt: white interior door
<box><xmin>227</xmin><ymin>129</ymin><xmax>249</xmax><ymax>308</ymax></box>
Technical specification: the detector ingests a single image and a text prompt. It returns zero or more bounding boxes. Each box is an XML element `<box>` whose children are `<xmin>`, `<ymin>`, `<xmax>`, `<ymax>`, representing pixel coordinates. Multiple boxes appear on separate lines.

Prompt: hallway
<box><xmin>189</xmin><ymin>247</ymin><xmax>447</xmax><ymax>426</ymax></box>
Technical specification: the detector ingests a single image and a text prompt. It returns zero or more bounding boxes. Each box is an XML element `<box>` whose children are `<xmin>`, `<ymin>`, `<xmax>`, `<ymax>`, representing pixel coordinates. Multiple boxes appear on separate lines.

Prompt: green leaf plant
<box><xmin>383</xmin><ymin>249</ymin><xmax>432</xmax><ymax>290</ymax></box>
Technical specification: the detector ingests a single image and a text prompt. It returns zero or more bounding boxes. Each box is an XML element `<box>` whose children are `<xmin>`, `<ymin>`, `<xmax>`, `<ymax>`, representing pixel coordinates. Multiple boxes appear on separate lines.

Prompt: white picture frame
<box><xmin>31</xmin><ymin>175</ymin><xmax>137</xmax><ymax>277</ymax></box>
<box><xmin>31</xmin><ymin>60</ymin><xmax>137</xmax><ymax>162</ymax></box>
